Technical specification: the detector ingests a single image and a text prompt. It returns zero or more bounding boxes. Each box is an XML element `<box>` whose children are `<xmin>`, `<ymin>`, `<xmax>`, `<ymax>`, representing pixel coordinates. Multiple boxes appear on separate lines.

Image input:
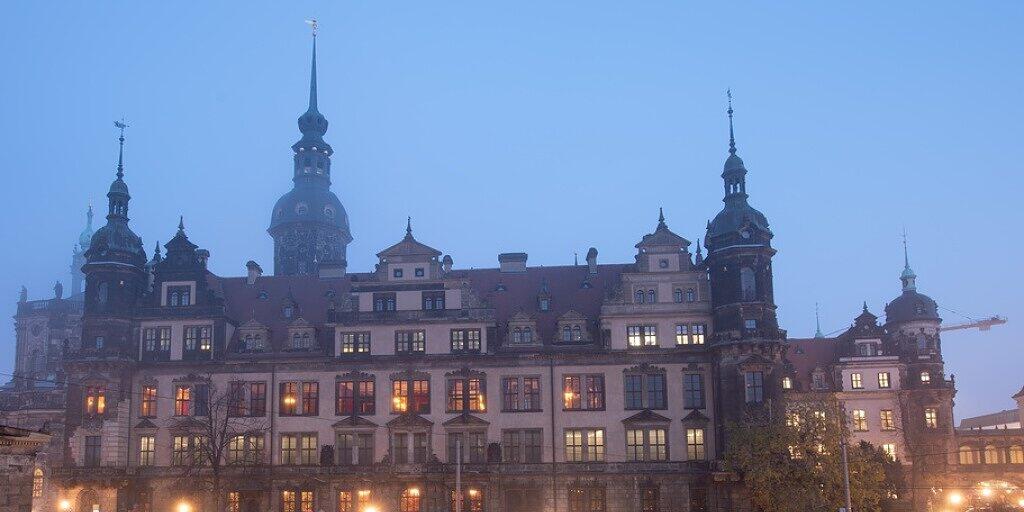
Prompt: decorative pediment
<box><xmin>445</xmin><ymin>367</ymin><xmax>486</xmax><ymax>379</ymax></box>
<box><xmin>737</xmin><ymin>353</ymin><xmax>774</xmax><ymax>372</ymax></box>
<box><xmin>332</xmin><ymin>416</ymin><xmax>378</xmax><ymax>429</ymax></box>
<box><xmin>337</xmin><ymin>371</ymin><xmax>374</xmax><ymax>382</ymax></box>
<box><xmin>622</xmin><ymin>410</ymin><xmax>671</xmax><ymax>424</ymax></box>
<box><xmin>443</xmin><ymin>413</ymin><xmax>490</xmax><ymax>428</ymax></box>
<box><xmin>558</xmin><ymin>309</ymin><xmax>586</xmax><ymax>322</ymax></box>
<box><xmin>624</xmin><ymin>363</ymin><xmax>666</xmax><ymax>375</ymax></box>
<box><xmin>134</xmin><ymin>419</ymin><xmax>158</xmax><ymax>430</ymax></box>
<box><xmin>386</xmin><ymin>414</ymin><xmax>434</xmax><ymax>429</ymax></box>
<box><xmin>287</xmin><ymin>317</ymin><xmax>313</xmax><ymax>329</ymax></box>
<box><xmin>682</xmin><ymin>409</ymin><xmax>711</xmax><ymax>426</ymax></box>
<box><xmin>390</xmin><ymin>369</ymin><xmax>430</xmax><ymax>381</ymax></box>
<box><xmin>238</xmin><ymin>318</ymin><xmax>268</xmax><ymax>331</ymax></box>
<box><xmin>509</xmin><ymin>311</ymin><xmax>534</xmax><ymax>324</ymax></box>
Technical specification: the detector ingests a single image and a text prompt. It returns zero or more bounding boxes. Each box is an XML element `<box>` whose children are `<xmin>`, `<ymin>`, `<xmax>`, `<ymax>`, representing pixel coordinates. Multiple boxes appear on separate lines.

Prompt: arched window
<box><xmin>572</xmin><ymin>325</ymin><xmax>582</xmax><ymax>341</ymax></box>
<box><xmin>958</xmin><ymin>446</ymin><xmax>975</xmax><ymax>465</ymax></box>
<box><xmin>634</xmin><ymin>290</ymin><xmax>645</xmax><ymax>304</ymax></box>
<box><xmin>97</xmin><ymin>282</ymin><xmax>108</xmax><ymax>304</ymax></box>
<box><xmin>686</xmin><ymin>288</ymin><xmax>696</xmax><ymax>302</ymax></box>
<box><xmin>32</xmin><ymin>468</ymin><xmax>43</xmax><ymax>497</ymax></box>
<box><xmin>673</xmin><ymin>289</ymin><xmax>683</xmax><ymax>303</ymax></box>
<box><xmin>523</xmin><ymin>327</ymin><xmax>532</xmax><ymax>343</ymax></box>
<box><xmin>1009</xmin><ymin>445</ymin><xmax>1024</xmax><ymax>464</ymax></box>
<box><xmin>562</xmin><ymin>326</ymin><xmax>572</xmax><ymax>342</ymax></box>
<box><xmin>512</xmin><ymin>328</ymin><xmax>522</xmax><ymax>344</ymax></box>
<box><xmin>244</xmin><ymin>334</ymin><xmax>254</xmax><ymax>351</ymax></box>
<box><xmin>292</xmin><ymin>333</ymin><xmax>301</xmax><ymax>347</ymax></box>
<box><xmin>984</xmin><ymin>445</ymin><xmax>1000</xmax><ymax>464</ymax></box>
<box><xmin>740</xmin><ymin>267</ymin><xmax>756</xmax><ymax>300</ymax></box>
<box><xmin>647</xmin><ymin>290</ymin><xmax>656</xmax><ymax>303</ymax></box>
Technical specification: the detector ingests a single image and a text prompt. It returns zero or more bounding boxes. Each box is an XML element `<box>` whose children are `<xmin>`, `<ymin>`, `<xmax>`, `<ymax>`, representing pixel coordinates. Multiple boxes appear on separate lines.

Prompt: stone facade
<box><xmin>0</xmin><ymin>425</ymin><xmax>52</xmax><ymax>512</ymax></box>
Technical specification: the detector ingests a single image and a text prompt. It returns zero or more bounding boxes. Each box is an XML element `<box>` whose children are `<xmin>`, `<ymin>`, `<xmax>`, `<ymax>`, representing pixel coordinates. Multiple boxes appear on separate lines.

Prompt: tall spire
<box><xmin>306</xmin><ymin>19</ymin><xmax>319</xmax><ymax>113</ymax></box>
<box><xmin>900</xmin><ymin>228</ymin><xmax>917</xmax><ymax>291</ymax></box>
<box><xmin>86</xmin><ymin>205</ymin><xmax>94</xmax><ymax>230</ymax></box>
<box><xmin>405</xmin><ymin>216</ymin><xmax>413</xmax><ymax>239</ymax></box>
<box><xmin>727</xmin><ymin>88</ymin><xmax>736</xmax><ymax>156</ymax></box>
<box><xmin>814</xmin><ymin>303</ymin><xmax>824</xmax><ymax>338</ymax></box>
<box><xmin>657</xmin><ymin>207</ymin><xmax>667</xmax><ymax>230</ymax></box>
<box><xmin>114</xmin><ymin>119</ymin><xmax>128</xmax><ymax>180</ymax></box>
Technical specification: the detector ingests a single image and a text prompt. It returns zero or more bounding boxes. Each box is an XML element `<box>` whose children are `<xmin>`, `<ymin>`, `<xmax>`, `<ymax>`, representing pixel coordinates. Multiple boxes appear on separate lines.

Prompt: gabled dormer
<box><xmin>236</xmin><ymin>319</ymin><xmax>269</xmax><ymax>354</ymax></box>
<box><xmin>634</xmin><ymin>209</ymin><xmax>692</xmax><ymax>272</ymax></box>
<box><xmin>556</xmin><ymin>310</ymin><xmax>590</xmax><ymax>343</ymax></box>
<box><xmin>286</xmin><ymin>318</ymin><xmax>317</xmax><ymax>351</ymax></box>
<box><xmin>506</xmin><ymin>312</ymin><xmax>539</xmax><ymax>346</ymax></box>
<box><xmin>154</xmin><ymin>218</ymin><xmax>210</xmax><ymax>308</ymax></box>
<box><xmin>376</xmin><ymin>218</ymin><xmax>443</xmax><ymax>281</ymax></box>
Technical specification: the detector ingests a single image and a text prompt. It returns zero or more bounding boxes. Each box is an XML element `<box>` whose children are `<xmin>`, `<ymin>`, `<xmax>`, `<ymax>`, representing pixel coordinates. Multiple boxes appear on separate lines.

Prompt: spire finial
<box><xmin>726</xmin><ymin>89</ymin><xmax>736</xmax><ymax>156</ymax></box>
<box><xmin>862</xmin><ymin>301</ymin><xmax>869</xmax><ymax>313</ymax></box>
<box><xmin>177</xmin><ymin>215</ymin><xmax>185</xmax><ymax>234</ymax></box>
<box><xmin>694</xmin><ymin>238</ymin><xmax>704</xmax><ymax>264</ymax></box>
<box><xmin>304</xmin><ymin>19</ymin><xmax>319</xmax><ymax>112</ymax></box>
<box><xmin>86</xmin><ymin>205</ymin><xmax>94</xmax><ymax>229</ymax></box>
<box><xmin>406</xmin><ymin>216</ymin><xmax>413</xmax><ymax>238</ymax></box>
<box><xmin>154</xmin><ymin>240</ymin><xmax>161</xmax><ymax>257</ymax></box>
<box><xmin>900</xmin><ymin>228</ymin><xmax>917</xmax><ymax>291</ymax></box>
<box><xmin>814</xmin><ymin>302</ymin><xmax>824</xmax><ymax>338</ymax></box>
<box><xmin>113</xmin><ymin>119</ymin><xmax>129</xmax><ymax>179</ymax></box>
<box><xmin>657</xmin><ymin>207</ymin><xmax>667</xmax><ymax>230</ymax></box>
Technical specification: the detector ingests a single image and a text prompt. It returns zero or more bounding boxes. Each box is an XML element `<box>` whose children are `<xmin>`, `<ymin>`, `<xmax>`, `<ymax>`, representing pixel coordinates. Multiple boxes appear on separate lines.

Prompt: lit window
<box><xmin>852</xmin><ymin>410</ymin><xmax>868</xmax><ymax>431</ymax></box>
<box><xmin>880</xmin><ymin>410</ymin><xmax>895</xmax><ymax>430</ymax></box>
<box><xmin>924</xmin><ymin>408</ymin><xmax>938</xmax><ymax>428</ymax></box>
<box><xmin>502</xmin><ymin>376</ymin><xmax>541</xmax><ymax>412</ymax></box>
<box><xmin>785</xmin><ymin>412</ymin><xmax>800</xmax><ymax>427</ymax></box>
<box><xmin>400</xmin><ymin>488</ymin><xmax>420</xmax><ymax>512</ymax></box>
<box><xmin>686</xmin><ymin>428</ymin><xmax>706</xmax><ymax>460</ymax></box>
<box><xmin>174</xmin><ymin>386</ymin><xmax>192</xmax><ymax>416</ymax></box>
<box><xmin>781</xmin><ymin>376</ymin><xmax>793</xmax><ymax>390</ymax></box>
<box><xmin>626</xmin><ymin>428</ymin><xmax>668</xmax><ymax>461</ymax></box>
<box><xmin>447</xmin><ymin>377</ymin><xmax>486</xmax><ymax>413</ymax></box>
<box><xmin>339</xmin><ymin>332</ymin><xmax>371</xmax><ymax>354</ymax></box>
<box><xmin>335</xmin><ymin>379</ymin><xmax>375</xmax><ymax>416</ymax></box>
<box><xmin>878</xmin><ymin>372</ymin><xmax>891</xmax><ymax>389</ymax></box>
<box><xmin>564</xmin><ymin>428</ymin><xmax>604</xmax><ymax>462</ymax></box>
<box><xmin>959</xmin><ymin>446</ymin><xmax>976</xmax><ymax>465</ymax></box>
<box><xmin>984</xmin><ymin>445</ymin><xmax>1000</xmax><ymax>464</ymax></box>
<box><xmin>850</xmin><ymin>373</ymin><xmax>863</xmax><ymax>389</ymax></box>
<box><xmin>391</xmin><ymin>378</ymin><xmax>430</xmax><ymax>414</ymax></box>
<box><xmin>563</xmin><ymin>374</ymin><xmax>604</xmax><ymax>410</ymax></box>
<box><xmin>395</xmin><ymin>330</ymin><xmax>426</xmax><ymax>354</ymax></box>
<box><xmin>138</xmin><ymin>435</ymin><xmax>155</xmax><ymax>466</ymax></box>
<box><xmin>32</xmin><ymin>468</ymin><xmax>43</xmax><ymax>497</ymax></box>
<box><xmin>450</xmin><ymin>329</ymin><xmax>481</xmax><ymax>353</ymax></box>
<box><xmin>1008</xmin><ymin>445</ymin><xmax>1023</xmax><ymax>464</ymax></box>
<box><xmin>882</xmin><ymin>443</ymin><xmax>896</xmax><ymax>461</ymax></box>
<box><xmin>920</xmin><ymin>371</ymin><xmax>930</xmax><ymax>383</ymax></box>
<box><xmin>627</xmin><ymin>325</ymin><xmax>658</xmax><ymax>347</ymax></box>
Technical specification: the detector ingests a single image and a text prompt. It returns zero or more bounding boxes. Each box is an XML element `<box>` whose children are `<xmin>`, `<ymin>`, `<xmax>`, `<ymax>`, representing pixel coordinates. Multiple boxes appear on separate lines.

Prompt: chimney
<box><xmin>586</xmin><ymin>247</ymin><xmax>598</xmax><ymax>274</ymax></box>
<box><xmin>498</xmin><ymin>253</ymin><xmax>528</xmax><ymax>273</ymax></box>
<box><xmin>246</xmin><ymin>261</ymin><xmax>263</xmax><ymax>285</ymax></box>
<box><xmin>442</xmin><ymin>255</ymin><xmax>453</xmax><ymax>274</ymax></box>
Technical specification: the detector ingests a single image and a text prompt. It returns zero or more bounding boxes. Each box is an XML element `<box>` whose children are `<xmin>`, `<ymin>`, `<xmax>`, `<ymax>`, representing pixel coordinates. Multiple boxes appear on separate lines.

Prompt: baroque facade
<box><xmin>3</xmin><ymin>33</ymin><xmax>1019</xmax><ymax>512</ymax></box>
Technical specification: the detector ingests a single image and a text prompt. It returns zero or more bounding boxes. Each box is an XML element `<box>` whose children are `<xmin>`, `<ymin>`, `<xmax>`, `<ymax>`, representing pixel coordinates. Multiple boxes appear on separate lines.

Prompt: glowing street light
<box><xmin>176</xmin><ymin>501</ymin><xmax>192</xmax><ymax>512</ymax></box>
<box><xmin>947</xmin><ymin>491</ymin><xmax>963</xmax><ymax>505</ymax></box>
<box><xmin>980</xmin><ymin>487</ymin><xmax>993</xmax><ymax>498</ymax></box>
<box><xmin>361</xmin><ymin>507</ymin><xmax>379</xmax><ymax>512</ymax></box>
<box><xmin>58</xmin><ymin>500</ymin><xmax>71</xmax><ymax>512</ymax></box>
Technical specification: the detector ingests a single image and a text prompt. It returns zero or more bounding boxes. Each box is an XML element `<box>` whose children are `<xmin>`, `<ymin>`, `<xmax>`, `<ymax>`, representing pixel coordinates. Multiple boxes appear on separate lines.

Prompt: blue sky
<box><xmin>0</xmin><ymin>2</ymin><xmax>1020</xmax><ymax>419</ymax></box>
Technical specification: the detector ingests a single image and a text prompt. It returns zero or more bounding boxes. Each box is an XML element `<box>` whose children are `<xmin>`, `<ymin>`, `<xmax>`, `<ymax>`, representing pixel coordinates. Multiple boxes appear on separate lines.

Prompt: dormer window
<box><xmin>511</xmin><ymin>327</ymin><xmax>534</xmax><ymax>344</ymax></box>
<box><xmin>414</xmin><ymin>268</ymin><xmax>425</xmax><ymax>277</ymax></box>
<box><xmin>242</xmin><ymin>334</ymin><xmax>265</xmax><ymax>352</ymax></box>
<box><xmin>393</xmin><ymin>268</ymin><xmax>404</xmax><ymax>278</ymax></box>
<box><xmin>422</xmin><ymin>291</ymin><xmax>445</xmax><ymax>310</ymax></box>
<box><xmin>538</xmin><ymin>298</ymin><xmax>550</xmax><ymax>311</ymax></box>
<box><xmin>167</xmin><ymin>285</ymin><xmax>191</xmax><ymax>307</ymax></box>
<box><xmin>291</xmin><ymin>331</ymin><xmax>314</xmax><ymax>350</ymax></box>
<box><xmin>283</xmin><ymin>305</ymin><xmax>294</xmax><ymax>318</ymax></box>
<box><xmin>373</xmin><ymin>293</ymin><xmax>396</xmax><ymax>312</ymax></box>
<box><xmin>634</xmin><ymin>290</ymin><xmax>645</xmax><ymax>304</ymax></box>
<box><xmin>686</xmin><ymin>289</ymin><xmax>696</xmax><ymax>302</ymax></box>
<box><xmin>647</xmin><ymin>290</ymin><xmax>656</xmax><ymax>303</ymax></box>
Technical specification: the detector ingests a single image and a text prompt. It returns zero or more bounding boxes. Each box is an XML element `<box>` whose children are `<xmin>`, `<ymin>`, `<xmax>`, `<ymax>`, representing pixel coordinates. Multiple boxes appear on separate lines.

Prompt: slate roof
<box><xmin>784</xmin><ymin>337</ymin><xmax>837</xmax><ymax>390</ymax></box>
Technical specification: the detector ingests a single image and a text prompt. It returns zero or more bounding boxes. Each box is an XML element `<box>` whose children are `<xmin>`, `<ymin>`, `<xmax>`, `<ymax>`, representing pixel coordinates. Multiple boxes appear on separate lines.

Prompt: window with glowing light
<box><xmin>446</xmin><ymin>377</ymin><xmax>486</xmax><ymax>413</ymax></box>
<box><xmin>924</xmin><ymin>408</ymin><xmax>938</xmax><ymax>428</ymax></box>
<box><xmin>626</xmin><ymin>428</ymin><xmax>668</xmax><ymax>461</ymax></box>
<box><xmin>686</xmin><ymin>428</ymin><xmax>706</xmax><ymax>460</ymax></box>
<box><xmin>563</xmin><ymin>374</ymin><xmax>604</xmax><ymax>410</ymax></box>
<box><xmin>880</xmin><ymin>410</ymin><xmax>895</xmax><ymax>430</ymax></box>
<box><xmin>391</xmin><ymin>378</ymin><xmax>430</xmax><ymax>414</ymax></box>
<box><xmin>85</xmin><ymin>386</ymin><xmax>106</xmax><ymax>416</ymax></box>
<box><xmin>564</xmin><ymin>428</ymin><xmax>604</xmax><ymax>462</ymax></box>
<box><xmin>852</xmin><ymin>410</ymin><xmax>868</xmax><ymax>431</ymax></box>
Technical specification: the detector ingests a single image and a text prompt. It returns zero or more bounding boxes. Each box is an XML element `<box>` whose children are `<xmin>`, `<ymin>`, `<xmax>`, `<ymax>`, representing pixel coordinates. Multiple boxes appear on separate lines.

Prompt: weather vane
<box><xmin>114</xmin><ymin>118</ymin><xmax>129</xmax><ymax>136</ymax></box>
<box><xmin>305</xmin><ymin>19</ymin><xmax>318</xmax><ymax>37</ymax></box>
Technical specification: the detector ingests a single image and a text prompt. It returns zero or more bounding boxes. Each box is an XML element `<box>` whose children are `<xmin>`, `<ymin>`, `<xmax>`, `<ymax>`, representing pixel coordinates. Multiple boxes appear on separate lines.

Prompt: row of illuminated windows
<box><xmin>633</xmin><ymin>288</ymin><xmax>698</xmax><ymax>304</ymax></box>
<box><xmin>120</xmin><ymin>371</ymin><xmax>709</xmax><ymax>421</ymax></box>
<box><xmin>339</xmin><ymin>328</ymin><xmax>482</xmax><ymax>355</ymax></box>
<box><xmin>958</xmin><ymin>445</ymin><xmax>1024</xmax><ymax>465</ymax></box>
<box><xmin>850</xmin><ymin>409</ymin><xmax>898</xmax><ymax>432</ymax></box>
<box><xmin>788</xmin><ymin>441</ymin><xmax>897</xmax><ymax>462</ymax></box>
<box><xmin>626</xmin><ymin>324</ymin><xmax>707</xmax><ymax>347</ymax></box>
<box><xmin>230</xmin><ymin>488</ymin><xmax>484</xmax><ymax>512</ymax></box>
<box><xmin>849</xmin><ymin>371</ymin><xmax>893</xmax><ymax>390</ymax></box>
<box><xmin>141</xmin><ymin>326</ymin><xmax>212</xmax><ymax>353</ymax></box>
<box><xmin>128</xmin><ymin>426</ymin><xmax>708</xmax><ymax>468</ymax></box>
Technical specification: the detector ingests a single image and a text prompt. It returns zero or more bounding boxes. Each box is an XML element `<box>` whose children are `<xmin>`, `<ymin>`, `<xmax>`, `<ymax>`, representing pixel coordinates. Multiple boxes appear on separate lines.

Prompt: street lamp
<box><xmin>176</xmin><ymin>501</ymin><xmax>192</xmax><ymax>512</ymax></box>
<box><xmin>58</xmin><ymin>499</ymin><xmax>72</xmax><ymax>512</ymax></box>
<box><xmin>947</xmin><ymin>491</ymin><xmax>963</xmax><ymax>505</ymax></box>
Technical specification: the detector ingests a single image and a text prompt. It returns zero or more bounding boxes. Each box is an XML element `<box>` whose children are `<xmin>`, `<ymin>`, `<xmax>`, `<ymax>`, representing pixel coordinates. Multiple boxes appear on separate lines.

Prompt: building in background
<box><xmin>0</xmin><ymin>424</ymin><xmax>52</xmax><ymax>512</ymax></box>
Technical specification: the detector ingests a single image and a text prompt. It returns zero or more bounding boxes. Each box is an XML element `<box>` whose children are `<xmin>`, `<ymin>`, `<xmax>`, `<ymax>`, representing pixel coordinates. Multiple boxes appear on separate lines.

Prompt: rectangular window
<box><xmin>357</xmin><ymin>434</ymin><xmax>373</xmax><ymax>465</ymax></box>
<box><xmin>172</xmin><ymin>435</ymin><xmax>189</xmax><ymax>466</ymax></box>
<box><xmin>299</xmin><ymin>433</ymin><xmax>318</xmax><ymax>465</ymax></box>
<box><xmin>138</xmin><ymin>435</ymin><xmax>155</xmax><ymax>466</ymax></box>
<box><xmin>882</xmin><ymin>443</ymin><xmax>896</xmax><ymax>461</ymax></box>
<box><xmin>501</xmin><ymin>376</ymin><xmax>541</xmax><ymax>412</ymax></box>
<box><xmin>686</xmin><ymin>428</ymin><xmax>706</xmax><ymax>460</ymax></box>
<box><xmin>175</xmin><ymin>385</ymin><xmax>192</xmax><ymax>416</ymax></box>
<box><xmin>395</xmin><ymin>330</ymin><xmax>426</xmax><ymax>354</ymax></box>
<box><xmin>372</xmin><ymin>293</ymin><xmax>396</xmax><ymax>311</ymax></box>
<box><xmin>744</xmin><ymin>371</ymin><xmax>764</xmax><ymax>403</ymax></box>
<box><xmin>627</xmin><ymin>325</ymin><xmax>658</xmax><ymax>347</ymax></box>
<box><xmin>340</xmin><ymin>332</ymin><xmax>371</xmax><ymax>355</ymax></box>
<box><xmin>281</xmin><ymin>491</ymin><xmax>314</xmax><ymax>512</ymax></box>
<box><xmin>142</xmin><ymin>327</ymin><xmax>172</xmax><ymax>353</ymax></box>
<box><xmin>920</xmin><ymin>371</ymin><xmax>930</xmax><ymax>383</ymax></box>
<box><xmin>450</xmin><ymin>329</ymin><xmax>482</xmax><ymax>353</ymax></box>
<box><xmin>851</xmin><ymin>373</ymin><xmax>863</xmax><ymax>389</ymax></box>
<box><xmin>228</xmin><ymin>492</ymin><xmax>240</xmax><ymax>512</ymax></box>
<box><xmin>184</xmin><ymin>325</ymin><xmax>212</xmax><ymax>352</ymax></box>
<box><xmin>229</xmin><ymin>381</ymin><xmax>247</xmax><ymax>417</ymax></box>
<box><xmin>336</xmin><ymin>379</ymin><xmax>375</xmax><ymax>415</ymax></box>
<box><xmin>194</xmin><ymin>383</ymin><xmax>210</xmax><ymax>416</ymax></box>
<box><xmin>502</xmin><ymin>429</ymin><xmax>543</xmax><ymax>463</ymax></box>
<box><xmin>393</xmin><ymin>433</ymin><xmax>409</xmax><ymax>463</ymax></box>
<box><xmin>140</xmin><ymin>385</ymin><xmax>157</xmax><ymax>417</ymax></box>
<box><xmin>280</xmin><ymin>434</ymin><xmax>298</xmax><ymax>465</ymax></box>
<box><xmin>447</xmin><ymin>378</ymin><xmax>486</xmax><ymax>413</ymax></box>
<box><xmin>852</xmin><ymin>409</ymin><xmax>868</xmax><ymax>431</ymax></box>
<box><xmin>392</xmin><ymin>379</ymin><xmax>430</xmax><ymax>414</ymax></box>
<box><xmin>446</xmin><ymin>431</ymin><xmax>487</xmax><ymax>464</ymax></box>
<box><xmin>84</xmin><ymin>386</ymin><xmax>106</xmax><ymax>415</ymax></box>
<box><xmin>675</xmin><ymin>324</ymin><xmax>689</xmax><ymax>345</ymax></box>
<box><xmin>228</xmin><ymin>434</ymin><xmax>264</xmax><ymax>464</ymax></box>
<box><xmin>692</xmin><ymin>324</ymin><xmax>706</xmax><ymax>344</ymax></box>
<box><xmin>562</xmin><ymin>374</ymin><xmax>605</xmax><ymax>410</ymax></box>
<box><xmin>280</xmin><ymin>381</ymin><xmax>319</xmax><ymax>416</ymax></box>
<box><xmin>501</xmin><ymin>430</ymin><xmax>521</xmax><ymax>463</ymax></box>
<box><xmin>624</xmin><ymin>373</ymin><xmax>667</xmax><ymax>410</ymax></box>
<box><xmin>564</xmin><ymin>428</ymin><xmax>604</xmax><ymax>462</ymax></box>
<box><xmin>924</xmin><ymin>408</ymin><xmax>938</xmax><ymax>428</ymax></box>
<box><xmin>626</xmin><ymin>428</ymin><xmax>668</xmax><ymax>461</ymax></box>
<box><xmin>250</xmin><ymin>382</ymin><xmax>267</xmax><ymax>416</ymax></box>
<box><xmin>336</xmin><ymin>434</ymin><xmax>354</xmax><ymax>466</ymax></box>
<box><xmin>338</xmin><ymin>492</ymin><xmax>353</xmax><ymax>512</ymax></box>
<box><xmin>880</xmin><ymin>409</ymin><xmax>895</xmax><ymax>430</ymax></box>
<box><xmin>413</xmin><ymin>432</ymin><xmax>428</xmax><ymax>463</ymax></box>
<box><xmin>878</xmin><ymin>372</ymin><xmax>891</xmax><ymax>389</ymax></box>
<box><xmin>684</xmin><ymin>373</ymin><xmax>705</xmax><ymax>409</ymax></box>
<box><xmin>422</xmin><ymin>291</ymin><xmax>445</xmax><ymax>310</ymax></box>
<box><xmin>675</xmin><ymin>324</ymin><xmax>707</xmax><ymax>345</ymax></box>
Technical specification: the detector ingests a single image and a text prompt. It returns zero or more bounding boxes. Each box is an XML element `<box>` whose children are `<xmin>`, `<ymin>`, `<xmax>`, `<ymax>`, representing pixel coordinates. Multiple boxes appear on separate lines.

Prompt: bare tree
<box><xmin>170</xmin><ymin>376</ymin><xmax>269</xmax><ymax>512</ymax></box>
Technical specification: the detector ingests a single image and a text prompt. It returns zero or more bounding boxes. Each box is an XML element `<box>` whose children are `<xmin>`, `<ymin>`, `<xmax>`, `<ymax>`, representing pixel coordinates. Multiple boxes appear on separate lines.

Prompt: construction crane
<box><xmin>940</xmin><ymin>315</ymin><xmax>1007</xmax><ymax>332</ymax></box>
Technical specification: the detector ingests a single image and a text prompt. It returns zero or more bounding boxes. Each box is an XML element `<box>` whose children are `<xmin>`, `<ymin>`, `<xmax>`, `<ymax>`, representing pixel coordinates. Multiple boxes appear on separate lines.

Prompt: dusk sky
<box><xmin>1</xmin><ymin>2</ymin><xmax>1020</xmax><ymax>419</ymax></box>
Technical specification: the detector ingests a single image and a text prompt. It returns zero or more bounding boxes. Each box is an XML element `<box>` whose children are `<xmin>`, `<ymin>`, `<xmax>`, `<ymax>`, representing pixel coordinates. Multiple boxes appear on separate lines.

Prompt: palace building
<box><xmin>4</xmin><ymin>32</ymin><xmax>1020</xmax><ymax>512</ymax></box>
